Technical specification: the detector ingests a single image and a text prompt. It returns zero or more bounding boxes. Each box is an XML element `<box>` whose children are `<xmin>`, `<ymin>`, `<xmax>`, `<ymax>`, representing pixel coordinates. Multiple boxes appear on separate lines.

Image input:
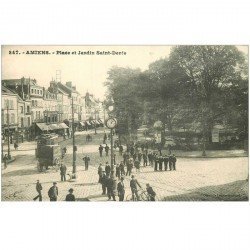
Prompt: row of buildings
<box><xmin>1</xmin><ymin>77</ymin><xmax>106</xmax><ymax>143</ymax></box>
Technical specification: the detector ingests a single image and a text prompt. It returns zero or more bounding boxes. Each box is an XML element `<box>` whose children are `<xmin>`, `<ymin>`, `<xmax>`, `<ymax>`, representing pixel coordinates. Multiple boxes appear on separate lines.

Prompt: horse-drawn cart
<box><xmin>36</xmin><ymin>134</ymin><xmax>64</xmax><ymax>172</ymax></box>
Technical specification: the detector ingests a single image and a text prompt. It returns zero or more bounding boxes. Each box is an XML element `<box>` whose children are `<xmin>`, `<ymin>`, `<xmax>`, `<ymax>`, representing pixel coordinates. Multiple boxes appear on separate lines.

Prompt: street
<box><xmin>1</xmin><ymin>129</ymin><xmax>248</xmax><ymax>201</ymax></box>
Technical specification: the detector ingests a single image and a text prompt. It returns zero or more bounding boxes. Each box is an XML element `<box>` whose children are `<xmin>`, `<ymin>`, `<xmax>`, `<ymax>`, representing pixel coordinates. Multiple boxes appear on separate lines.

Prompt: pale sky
<box><xmin>1</xmin><ymin>45</ymin><xmax>248</xmax><ymax>100</ymax></box>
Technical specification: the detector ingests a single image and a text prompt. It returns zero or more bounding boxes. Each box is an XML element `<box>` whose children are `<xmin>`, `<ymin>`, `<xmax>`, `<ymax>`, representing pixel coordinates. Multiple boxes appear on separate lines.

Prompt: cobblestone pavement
<box><xmin>1</xmin><ymin>130</ymin><xmax>249</xmax><ymax>201</ymax></box>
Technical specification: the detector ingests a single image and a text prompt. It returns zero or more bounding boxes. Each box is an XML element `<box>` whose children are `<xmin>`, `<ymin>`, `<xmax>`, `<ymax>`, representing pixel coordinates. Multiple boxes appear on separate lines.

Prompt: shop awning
<box><xmin>58</xmin><ymin>123</ymin><xmax>69</xmax><ymax>129</ymax></box>
<box><xmin>36</xmin><ymin>123</ymin><xmax>49</xmax><ymax>131</ymax></box>
<box><xmin>80</xmin><ymin>122</ymin><xmax>85</xmax><ymax>126</ymax></box>
<box><xmin>98</xmin><ymin>119</ymin><xmax>104</xmax><ymax>124</ymax></box>
<box><xmin>37</xmin><ymin>123</ymin><xmax>68</xmax><ymax>131</ymax></box>
<box><xmin>86</xmin><ymin>121</ymin><xmax>91</xmax><ymax>126</ymax></box>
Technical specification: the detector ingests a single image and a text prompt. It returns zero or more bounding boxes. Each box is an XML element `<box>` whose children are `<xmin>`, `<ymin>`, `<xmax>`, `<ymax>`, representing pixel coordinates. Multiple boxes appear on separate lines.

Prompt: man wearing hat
<box><xmin>33</xmin><ymin>180</ymin><xmax>43</xmax><ymax>201</ymax></box>
<box><xmin>117</xmin><ymin>176</ymin><xmax>125</xmax><ymax>201</ymax></box>
<box><xmin>66</xmin><ymin>188</ymin><xmax>75</xmax><ymax>201</ymax></box>
<box><xmin>130</xmin><ymin>175</ymin><xmax>141</xmax><ymax>201</ymax></box>
<box><xmin>48</xmin><ymin>182</ymin><xmax>58</xmax><ymax>201</ymax></box>
<box><xmin>146</xmin><ymin>184</ymin><xmax>156</xmax><ymax>201</ymax></box>
<box><xmin>100</xmin><ymin>171</ymin><xmax>108</xmax><ymax>195</ymax></box>
<box><xmin>107</xmin><ymin>175</ymin><xmax>117</xmax><ymax>201</ymax></box>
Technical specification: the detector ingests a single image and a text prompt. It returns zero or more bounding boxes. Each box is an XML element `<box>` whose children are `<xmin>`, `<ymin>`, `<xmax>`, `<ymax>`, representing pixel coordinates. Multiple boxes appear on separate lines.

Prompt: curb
<box><xmin>176</xmin><ymin>155</ymin><xmax>248</xmax><ymax>159</ymax></box>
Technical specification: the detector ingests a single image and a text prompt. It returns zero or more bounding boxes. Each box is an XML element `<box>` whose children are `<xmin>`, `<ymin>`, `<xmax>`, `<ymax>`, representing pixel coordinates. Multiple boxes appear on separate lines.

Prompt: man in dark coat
<box><xmin>146</xmin><ymin>184</ymin><xmax>156</xmax><ymax>201</ymax></box>
<box><xmin>138</xmin><ymin>152</ymin><xmax>142</xmax><ymax>163</ymax></box>
<box><xmin>3</xmin><ymin>154</ymin><xmax>8</xmax><ymax>169</ymax></box>
<box><xmin>115</xmin><ymin>164</ymin><xmax>121</xmax><ymax>179</ymax></box>
<box><xmin>105</xmin><ymin>144</ymin><xmax>110</xmax><ymax>156</ymax></box>
<box><xmin>48</xmin><ymin>182</ymin><xmax>58</xmax><ymax>201</ymax></box>
<box><xmin>142</xmin><ymin>153</ymin><xmax>148</xmax><ymax>167</ymax></box>
<box><xmin>130</xmin><ymin>146</ymin><xmax>135</xmax><ymax>157</ymax></box>
<box><xmin>65</xmin><ymin>188</ymin><xmax>75</xmax><ymax>201</ymax></box>
<box><xmin>148</xmin><ymin>152</ymin><xmax>153</xmax><ymax>167</ymax></box>
<box><xmin>172</xmin><ymin>154</ymin><xmax>177</xmax><ymax>170</ymax></box>
<box><xmin>132</xmin><ymin>153</ymin><xmax>137</xmax><ymax>161</ymax></box>
<box><xmin>107</xmin><ymin>176</ymin><xmax>116</xmax><ymax>201</ymax></box>
<box><xmin>83</xmin><ymin>155</ymin><xmax>90</xmax><ymax>170</ymax></box>
<box><xmin>130</xmin><ymin>175</ymin><xmax>141</xmax><ymax>201</ymax></box>
<box><xmin>117</xmin><ymin>177</ymin><xmax>125</xmax><ymax>201</ymax></box>
<box><xmin>14</xmin><ymin>142</ymin><xmax>18</xmax><ymax>150</ymax></box>
<box><xmin>119</xmin><ymin>145</ymin><xmax>123</xmax><ymax>156</ymax></box>
<box><xmin>158</xmin><ymin>156</ymin><xmax>163</xmax><ymax>171</ymax></box>
<box><xmin>60</xmin><ymin>164</ymin><xmax>67</xmax><ymax>181</ymax></box>
<box><xmin>103</xmin><ymin>133</ymin><xmax>107</xmax><ymax>144</ymax></box>
<box><xmin>126</xmin><ymin>160</ymin><xmax>133</xmax><ymax>176</ymax></box>
<box><xmin>33</xmin><ymin>180</ymin><xmax>43</xmax><ymax>201</ymax></box>
<box><xmin>98</xmin><ymin>164</ymin><xmax>103</xmax><ymax>183</ymax></box>
<box><xmin>100</xmin><ymin>172</ymin><xmax>108</xmax><ymax>195</ymax></box>
<box><xmin>164</xmin><ymin>155</ymin><xmax>169</xmax><ymax>171</ymax></box>
<box><xmin>123</xmin><ymin>152</ymin><xmax>127</xmax><ymax>164</ymax></box>
<box><xmin>119</xmin><ymin>161</ymin><xmax>125</xmax><ymax>176</ymax></box>
<box><xmin>134</xmin><ymin>159</ymin><xmax>140</xmax><ymax>173</ymax></box>
<box><xmin>98</xmin><ymin>145</ymin><xmax>104</xmax><ymax>157</ymax></box>
<box><xmin>169</xmin><ymin>155</ymin><xmax>173</xmax><ymax>171</ymax></box>
<box><xmin>105</xmin><ymin>162</ymin><xmax>111</xmax><ymax>176</ymax></box>
<box><xmin>154</xmin><ymin>154</ymin><xmax>158</xmax><ymax>171</ymax></box>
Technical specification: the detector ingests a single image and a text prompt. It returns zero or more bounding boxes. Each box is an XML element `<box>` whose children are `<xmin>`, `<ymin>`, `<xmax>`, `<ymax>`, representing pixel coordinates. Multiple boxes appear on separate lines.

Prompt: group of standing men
<box><xmin>97</xmin><ymin>164</ymin><xmax>156</xmax><ymax>201</ymax></box>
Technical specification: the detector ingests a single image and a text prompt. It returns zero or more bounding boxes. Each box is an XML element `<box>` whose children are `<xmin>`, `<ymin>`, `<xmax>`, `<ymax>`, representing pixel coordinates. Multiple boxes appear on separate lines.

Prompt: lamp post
<box><xmin>94</xmin><ymin>109</ymin><xmax>97</xmax><ymax>135</ymax></box>
<box><xmin>71</xmin><ymin>97</ymin><xmax>76</xmax><ymax>177</ymax></box>
<box><xmin>107</xmin><ymin>105</ymin><xmax>116</xmax><ymax>170</ymax></box>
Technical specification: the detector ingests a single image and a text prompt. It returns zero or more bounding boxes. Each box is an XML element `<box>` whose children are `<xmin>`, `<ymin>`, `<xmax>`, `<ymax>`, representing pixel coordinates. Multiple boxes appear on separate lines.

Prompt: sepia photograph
<box><xmin>1</xmin><ymin>45</ymin><xmax>248</xmax><ymax>202</ymax></box>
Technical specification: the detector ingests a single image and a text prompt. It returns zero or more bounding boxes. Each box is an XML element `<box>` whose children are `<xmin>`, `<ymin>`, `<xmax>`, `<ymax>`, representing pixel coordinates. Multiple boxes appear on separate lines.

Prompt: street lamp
<box><xmin>94</xmin><ymin>109</ymin><xmax>98</xmax><ymax>135</ymax></box>
<box><xmin>106</xmin><ymin>104</ymin><xmax>117</xmax><ymax>172</ymax></box>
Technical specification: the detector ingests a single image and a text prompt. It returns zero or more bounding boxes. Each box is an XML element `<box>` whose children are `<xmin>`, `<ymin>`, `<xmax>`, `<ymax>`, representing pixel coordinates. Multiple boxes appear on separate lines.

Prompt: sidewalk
<box><xmin>169</xmin><ymin>149</ymin><xmax>248</xmax><ymax>158</ymax></box>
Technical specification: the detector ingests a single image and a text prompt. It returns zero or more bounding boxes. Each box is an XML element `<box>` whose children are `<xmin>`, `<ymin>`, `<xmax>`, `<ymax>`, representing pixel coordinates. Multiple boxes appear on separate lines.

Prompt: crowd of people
<box><xmin>32</xmin><ymin>133</ymin><xmax>177</xmax><ymax>202</ymax></box>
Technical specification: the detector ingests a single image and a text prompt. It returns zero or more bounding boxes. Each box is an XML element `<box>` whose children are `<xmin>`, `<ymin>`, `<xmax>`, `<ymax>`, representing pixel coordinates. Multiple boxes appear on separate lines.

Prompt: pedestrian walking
<box><xmin>99</xmin><ymin>144</ymin><xmax>104</xmax><ymax>157</ymax></box>
<box><xmin>33</xmin><ymin>180</ymin><xmax>43</xmax><ymax>201</ymax></box>
<box><xmin>105</xmin><ymin>162</ymin><xmax>111</xmax><ymax>176</ymax></box>
<box><xmin>48</xmin><ymin>182</ymin><xmax>58</xmax><ymax>201</ymax></box>
<box><xmin>115</xmin><ymin>164</ymin><xmax>121</xmax><ymax>179</ymax></box>
<box><xmin>83</xmin><ymin>155</ymin><xmax>90</xmax><ymax>170</ymax></box>
<box><xmin>14</xmin><ymin>142</ymin><xmax>18</xmax><ymax>150</ymax></box>
<box><xmin>107</xmin><ymin>175</ymin><xmax>117</xmax><ymax>201</ymax></box>
<box><xmin>138</xmin><ymin>152</ymin><xmax>142</xmax><ymax>163</ymax></box>
<box><xmin>130</xmin><ymin>146</ymin><xmax>135</xmax><ymax>157</ymax></box>
<box><xmin>126</xmin><ymin>159</ymin><xmax>133</xmax><ymax>176</ymax></box>
<box><xmin>100</xmin><ymin>171</ymin><xmax>108</xmax><ymax>195</ymax></box>
<box><xmin>65</xmin><ymin>188</ymin><xmax>75</xmax><ymax>201</ymax></box>
<box><xmin>3</xmin><ymin>154</ymin><xmax>8</xmax><ymax>169</ymax></box>
<box><xmin>105</xmin><ymin>144</ymin><xmax>110</xmax><ymax>156</ymax></box>
<box><xmin>143</xmin><ymin>153</ymin><xmax>148</xmax><ymax>167</ymax></box>
<box><xmin>103</xmin><ymin>133</ymin><xmax>107</xmax><ymax>144</ymax></box>
<box><xmin>130</xmin><ymin>175</ymin><xmax>141</xmax><ymax>201</ymax></box>
<box><xmin>146</xmin><ymin>184</ymin><xmax>156</xmax><ymax>201</ymax></box>
<box><xmin>119</xmin><ymin>161</ymin><xmax>125</xmax><ymax>176</ymax></box>
<box><xmin>117</xmin><ymin>177</ymin><xmax>125</xmax><ymax>201</ymax></box>
<box><xmin>148</xmin><ymin>152</ymin><xmax>153</xmax><ymax>167</ymax></box>
<box><xmin>119</xmin><ymin>145</ymin><xmax>123</xmax><ymax>156</ymax></box>
<box><xmin>134</xmin><ymin>159</ymin><xmax>140</xmax><ymax>173</ymax></box>
<box><xmin>60</xmin><ymin>164</ymin><xmax>67</xmax><ymax>181</ymax></box>
<box><xmin>98</xmin><ymin>163</ymin><xmax>103</xmax><ymax>183</ymax></box>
